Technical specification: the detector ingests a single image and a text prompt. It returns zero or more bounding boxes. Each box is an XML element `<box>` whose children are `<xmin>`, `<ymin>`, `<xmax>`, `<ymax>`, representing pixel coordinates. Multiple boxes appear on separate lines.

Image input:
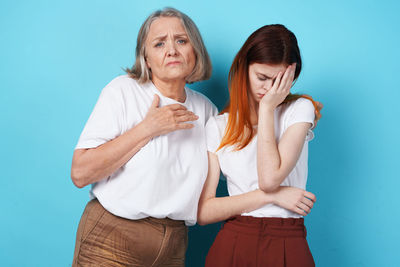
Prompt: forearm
<box><xmin>257</xmin><ymin>105</ymin><xmax>283</xmax><ymax>192</ymax></box>
<box><xmin>71</xmin><ymin>121</ymin><xmax>152</xmax><ymax>188</ymax></box>
<box><xmin>197</xmin><ymin>189</ymin><xmax>273</xmax><ymax>225</ymax></box>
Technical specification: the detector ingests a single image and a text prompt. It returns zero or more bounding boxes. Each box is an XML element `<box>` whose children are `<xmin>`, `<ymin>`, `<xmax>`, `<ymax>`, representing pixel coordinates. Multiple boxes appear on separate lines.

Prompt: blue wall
<box><xmin>1</xmin><ymin>0</ymin><xmax>399</xmax><ymax>266</ymax></box>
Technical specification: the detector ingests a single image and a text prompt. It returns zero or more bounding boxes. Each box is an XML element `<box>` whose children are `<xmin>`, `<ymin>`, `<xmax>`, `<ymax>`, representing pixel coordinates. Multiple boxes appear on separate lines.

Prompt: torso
<box><xmin>205</xmin><ymin>99</ymin><xmax>315</xmax><ymax>218</ymax></box>
<box><xmin>76</xmin><ymin>75</ymin><xmax>217</xmax><ymax>225</ymax></box>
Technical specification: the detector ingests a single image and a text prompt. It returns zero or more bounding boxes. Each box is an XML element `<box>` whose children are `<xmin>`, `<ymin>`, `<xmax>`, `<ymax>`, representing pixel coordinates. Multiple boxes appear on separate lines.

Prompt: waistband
<box><xmin>223</xmin><ymin>215</ymin><xmax>307</xmax><ymax>238</ymax></box>
<box><xmin>90</xmin><ymin>199</ymin><xmax>185</xmax><ymax>227</ymax></box>
<box><xmin>143</xmin><ymin>217</ymin><xmax>186</xmax><ymax>227</ymax></box>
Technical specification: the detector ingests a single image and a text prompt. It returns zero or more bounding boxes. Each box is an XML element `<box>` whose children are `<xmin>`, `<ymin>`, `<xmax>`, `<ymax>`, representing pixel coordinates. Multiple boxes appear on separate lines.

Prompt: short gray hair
<box><xmin>125</xmin><ymin>7</ymin><xmax>212</xmax><ymax>84</ymax></box>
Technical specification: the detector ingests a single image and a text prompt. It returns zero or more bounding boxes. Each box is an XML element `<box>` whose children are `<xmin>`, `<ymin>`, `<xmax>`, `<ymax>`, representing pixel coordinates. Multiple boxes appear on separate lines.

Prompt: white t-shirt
<box><xmin>76</xmin><ymin>75</ymin><xmax>217</xmax><ymax>225</ymax></box>
<box><xmin>205</xmin><ymin>98</ymin><xmax>315</xmax><ymax>218</ymax></box>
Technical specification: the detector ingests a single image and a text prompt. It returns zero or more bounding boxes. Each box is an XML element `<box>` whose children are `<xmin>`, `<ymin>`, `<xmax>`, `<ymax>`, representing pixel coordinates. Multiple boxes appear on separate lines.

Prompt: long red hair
<box><xmin>218</xmin><ymin>24</ymin><xmax>320</xmax><ymax>151</ymax></box>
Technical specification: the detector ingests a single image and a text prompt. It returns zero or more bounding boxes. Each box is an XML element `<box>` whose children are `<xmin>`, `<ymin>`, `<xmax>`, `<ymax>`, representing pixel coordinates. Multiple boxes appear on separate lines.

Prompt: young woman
<box><xmin>198</xmin><ymin>24</ymin><xmax>321</xmax><ymax>267</ymax></box>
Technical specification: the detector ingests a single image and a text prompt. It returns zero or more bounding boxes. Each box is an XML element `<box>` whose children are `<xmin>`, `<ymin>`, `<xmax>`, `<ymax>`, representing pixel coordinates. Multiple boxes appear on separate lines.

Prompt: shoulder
<box><xmin>282</xmin><ymin>97</ymin><xmax>315</xmax><ymax>138</ymax></box>
<box><xmin>101</xmin><ymin>75</ymin><xmax>147</xmax><ymax>99</ymax></box>
<box><xmin>288</xmin><ymin>97</ymin><xmax>315</xmax><ymax>113</ymax></box>
<box><xmin>205</xmin><ymin>113</ymin><xmax>227</xmax><ymax>151</ymax></box>
<box><xmin>214</xmin><ymin>113</ymin><xmax>228</xmax><ymax>126</ymax></box>
<box><xmin>280</xmin><ymin>97</ymin><xmax>315</xmax><ymax>119</ymax></box>
<box><xmin>186</xmin><ymin>88</ymin><xmax>217</xmax><ymax>110</ymax></box>
<box><xmin>206</xmin><ymin>113</ymin><xmax>228</xmax><ymax>132</ymax></box>
<box><xmin>104</xmin><ymin>75</ymin><xmax>142</xmax><ymax>91</ymax></box>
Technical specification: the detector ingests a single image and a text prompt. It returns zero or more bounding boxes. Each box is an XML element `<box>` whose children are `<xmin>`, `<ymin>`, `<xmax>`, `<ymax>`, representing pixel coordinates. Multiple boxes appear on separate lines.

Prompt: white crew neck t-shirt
<box><xmin>76</xmin><ymin>75</ymin><xmax>217</xmax><ymax>225</ymax></box>
<box><xmin>205</xmin><ymin>98</ymin><xmax>315</xmax><ymax>218</ymax></box>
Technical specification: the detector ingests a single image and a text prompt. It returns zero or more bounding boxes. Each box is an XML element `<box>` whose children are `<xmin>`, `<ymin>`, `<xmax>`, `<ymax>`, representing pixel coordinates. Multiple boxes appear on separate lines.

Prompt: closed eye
<box><xmin>257</xmin><ymin>76</ymin><xmax>270</xmax><ymax>81</ymax></box>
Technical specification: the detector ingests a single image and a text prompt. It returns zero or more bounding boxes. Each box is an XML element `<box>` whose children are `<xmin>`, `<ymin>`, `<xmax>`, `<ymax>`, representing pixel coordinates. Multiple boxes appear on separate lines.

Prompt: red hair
<box><xmin>218</xmin><ymin>24</ymin><xmax>320</xmax><ymax>151</ymax></box>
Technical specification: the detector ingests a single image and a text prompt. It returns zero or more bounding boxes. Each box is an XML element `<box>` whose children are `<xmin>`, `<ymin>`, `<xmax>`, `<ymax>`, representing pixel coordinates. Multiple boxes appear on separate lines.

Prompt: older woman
<box><xmin>71</xmin><ymin>8</ymin><xmax>216</xmax><ymax>266</ymax></box>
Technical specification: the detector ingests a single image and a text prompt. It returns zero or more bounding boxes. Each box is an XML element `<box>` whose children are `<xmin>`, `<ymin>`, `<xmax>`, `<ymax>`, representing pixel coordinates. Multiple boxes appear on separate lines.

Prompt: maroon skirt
<box><xmin>205</xmin><ymin>215</ymin><xmax>315</xmax><ymax>267</ymax></box>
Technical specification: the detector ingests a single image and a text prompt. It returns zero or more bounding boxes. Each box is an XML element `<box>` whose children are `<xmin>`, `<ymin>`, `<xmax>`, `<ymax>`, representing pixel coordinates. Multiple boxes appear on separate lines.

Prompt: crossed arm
<box><xmin>197</xmin><ymin>151</ymin><xmax>316</xmax><ymax>225</ymax></box>
<box><xmin>197</xmin><ymin>65</ymin><xmax>317</xmax><ymax>225</ymax></box>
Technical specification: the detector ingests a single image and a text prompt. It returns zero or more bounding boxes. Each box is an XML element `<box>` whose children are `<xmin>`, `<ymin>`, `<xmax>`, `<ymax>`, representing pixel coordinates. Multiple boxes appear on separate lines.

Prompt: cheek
<box><xmin>146</xmin><ymin>50</ymin><xmax>162</xmax><ymax>68</ymax></box>
<box><xmin>251</xmin><ymin>80</ymin><xmax>264</xmax><ymax>90</ymax></box>
<box><xmin>185</xmin><ymin>47</ymin><xmax>196</xmax><ymax>62</ymax></box>
<box><xmin>265</xmin><ymin>80</ymin><xmax>273</xmax><ymax>89</ymax></box>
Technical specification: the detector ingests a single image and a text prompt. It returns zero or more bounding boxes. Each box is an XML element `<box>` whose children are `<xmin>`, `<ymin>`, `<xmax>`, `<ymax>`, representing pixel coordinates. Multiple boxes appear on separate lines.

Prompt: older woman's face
<box><xmin>145</xmin><ymin>17</ymin><xmax>196</xmax><ymax>83</ymax></box>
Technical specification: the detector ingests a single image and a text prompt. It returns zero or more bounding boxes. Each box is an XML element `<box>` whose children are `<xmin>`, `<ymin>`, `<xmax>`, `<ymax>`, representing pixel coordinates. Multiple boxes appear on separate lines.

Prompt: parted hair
<box><xmin>125</xmin><ymin>7</ymin><xmax>212</xmax><ymax>84</ymax></box>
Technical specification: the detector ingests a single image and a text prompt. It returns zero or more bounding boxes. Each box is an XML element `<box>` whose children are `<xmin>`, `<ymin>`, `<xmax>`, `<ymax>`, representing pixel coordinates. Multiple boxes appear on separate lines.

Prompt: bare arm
<box><xmin>71</xmin><ymin>95</ymin><xmax>198</xmax><ymax>188</ymax></box>
<box><xmin>257</xmin><ymin>118</ymin><xmax>312</xmax><ymax>192</ymax></box>
<box><xmin>197</xmin><ymin>152</ymin><xmax>316</xmax><ymax>225</ymax></box>
<box><xmin>257</xmin><ymin>64</ymin><xmax>313</xmax><ymax>192</ymax></box>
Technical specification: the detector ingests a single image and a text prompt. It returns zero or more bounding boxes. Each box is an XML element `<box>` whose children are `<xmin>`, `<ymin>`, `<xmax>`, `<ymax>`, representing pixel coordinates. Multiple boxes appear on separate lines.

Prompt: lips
<box><xmin>166</xmin><ymin>61</ymin><xmax>181</xmax><ymax>66</ymax></box>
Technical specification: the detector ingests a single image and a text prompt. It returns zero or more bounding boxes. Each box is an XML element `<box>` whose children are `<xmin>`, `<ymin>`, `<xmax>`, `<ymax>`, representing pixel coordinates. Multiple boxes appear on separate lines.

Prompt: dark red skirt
<box><xmin>205</xmin><ymin>215</ymin><xmax>315</xmax><ymax>267</ymax></box>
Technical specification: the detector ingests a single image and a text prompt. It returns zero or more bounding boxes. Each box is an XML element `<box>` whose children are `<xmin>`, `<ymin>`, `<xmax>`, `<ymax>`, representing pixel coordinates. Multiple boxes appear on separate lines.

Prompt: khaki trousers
<box><xmin>72</xmin><ymin>199</ymin><xmax>188</xmax><ymax>267</ymax></box>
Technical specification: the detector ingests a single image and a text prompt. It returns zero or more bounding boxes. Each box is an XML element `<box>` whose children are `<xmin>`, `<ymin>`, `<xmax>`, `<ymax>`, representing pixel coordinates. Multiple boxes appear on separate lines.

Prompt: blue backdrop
<box><xmin>1</xmin><ymin>0</ymin><xmax>399</xmax><ymax>266</ymax></box>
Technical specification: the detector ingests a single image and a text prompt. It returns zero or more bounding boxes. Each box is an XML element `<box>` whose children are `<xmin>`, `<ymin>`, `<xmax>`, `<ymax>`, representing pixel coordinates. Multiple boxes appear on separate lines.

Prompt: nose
<box><xmin>166</xmin><ymin>40</ymin><xmax>178</xmax><ymax>56</ymax></box>
<box><xmin>263</xmin><ymin>80</ymin><xmax>273</xmax><ymax>90</ymax></box>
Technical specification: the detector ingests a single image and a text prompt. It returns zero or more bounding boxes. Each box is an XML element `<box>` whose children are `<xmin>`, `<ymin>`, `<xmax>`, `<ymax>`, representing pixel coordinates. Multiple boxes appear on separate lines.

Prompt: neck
<box><xmin>152</xmin><ymin>77</ymin><xmax>187</xmax><ymax>103</ymax></box>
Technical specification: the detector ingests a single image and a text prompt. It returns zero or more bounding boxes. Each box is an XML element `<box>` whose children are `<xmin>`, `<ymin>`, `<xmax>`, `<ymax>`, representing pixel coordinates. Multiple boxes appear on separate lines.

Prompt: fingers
<box><xmin>167</xmin><ymin>103</ymin><xmax>188</xmax><ymax>111</ymax></box>
<box><xmin>296</xmin><ymin>191</ymin><xmax>316</xmax><ymax>216</ymax></box>
<box><xmin>157</xmin><ymin>107</ymin><xmax>198</xmax><ymax>132</ymax></box>
<box><xmin>304</xmin><ymin>191</ymin><xmax>316</xmax><ymax>202</ymax></box>
<box><xmin>150</xmin><ymin>94</ymin><xmax>160</xmax><ymax>109</ymax></box>
<box><xmin>151</xmin><ymin>98</ymin><xmax>188</xmax><ymax>112</ymax></box>
<box><xmin>301</xmin><ymin>197</ymin><xmax>314</xmax><ymax>210</ymax></box>
<box><xmin>173</xmin><ymin>109</ymin><xmax>194</xmax><ymax>117</ymax></box>
<box><xmin>145</xmin><ymin>96</ymin><xmax>199</xmax><ymax>136</ymax></box>
<box><xmin>175</xmin><ymin>112</ymin><xmax>199</xmax><ymax>123</ymax></box>
<box><xmin>316</xmin><ymin>101</ymin><xmax>323</xmax><ymax>111</ymax></box>
<box><xmin>296</xmin><ymin>202</ymin><xmax>311</xmax><ymax>214</ymax></box>
<box><xmin>279</xmin><ymin>65</ymin><xmax>292</xmax><ymax>92</ymax></box>
<box><xmin>294</xmin><ymin>207</ymin><xmax>307</xmax><ymax>216</ymax></box>
<box><xmin>271</xmin><ymin>71</ymin><xmax>284</xmax><ymax>92</ymax></box>
<box><xmin>279</xmin><ymin>63</ymin><xmax>295</xmax><ymax>93</ymax></box>
<box><xmin>174</xmin><ymin>122</ymin><xmax>195</xmax><ymax>130</ymax></box>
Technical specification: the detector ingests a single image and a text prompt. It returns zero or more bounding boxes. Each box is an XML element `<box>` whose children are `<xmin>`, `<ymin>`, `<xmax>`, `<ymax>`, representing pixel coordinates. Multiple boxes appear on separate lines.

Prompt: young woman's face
<box><xmin>145</xmin><ymin>17</ymin><xmax>196</xmax><ymax>83</ymax></box>
<box><xmin>248</xmin><ymin>63</ymin><xmax>288</xmax><ymax>103</ymax></box>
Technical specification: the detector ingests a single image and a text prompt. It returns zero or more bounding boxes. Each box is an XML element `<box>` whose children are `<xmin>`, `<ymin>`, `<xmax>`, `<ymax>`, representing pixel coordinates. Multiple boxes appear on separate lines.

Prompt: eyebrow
<box><xmin>256</xmin><ymin>72</ymin><xmax>274</xmax><ymax>79</ymax></box>
<box><xmin>151</xmin><ymin>33</ymin><xmax>188</xmax><ymax>42</ymax></box>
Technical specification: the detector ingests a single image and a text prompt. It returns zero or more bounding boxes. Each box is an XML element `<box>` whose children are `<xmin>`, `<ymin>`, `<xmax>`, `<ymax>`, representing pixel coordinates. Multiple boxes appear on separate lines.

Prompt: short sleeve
<box><xmin>204</xmin><ymin>98</ymin><xmax>218</xmax><ymax>125</ymax></box>
<box><xmin>205</xmin><ymin>116</ymin><xmax>222</xmax><ymax>153</ymax></box>
<box><xmin>75</xmin><ymin>85</ymin><xmax>123</xmax><ymax>149</ymax></box>
<box><xmin>286</xmin><ymin>98</ymin><xmax>316</xmax><ymax>141</ymax></box>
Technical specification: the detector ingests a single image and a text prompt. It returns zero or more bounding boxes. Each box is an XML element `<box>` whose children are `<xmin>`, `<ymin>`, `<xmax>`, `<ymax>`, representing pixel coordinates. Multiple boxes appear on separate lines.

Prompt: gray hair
<box><xmin>125</xmin><ymin>7</ymin><xmax>212</xmax><ymax>84</ymax></box>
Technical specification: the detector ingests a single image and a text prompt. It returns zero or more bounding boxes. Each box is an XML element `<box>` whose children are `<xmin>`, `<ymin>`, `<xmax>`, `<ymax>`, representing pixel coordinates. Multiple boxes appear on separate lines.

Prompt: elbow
<box><xmin>71</xmin><ymin>150</ymin><xmax>92</xmax><ymax>188</ymax></box>
<box><xmin>196</xmin><ymin>208</ymin><xmax>210</xmax><ymax>226</ymax></box>
<box><xmin>71</xmin><ymin>166</ymin><xmax>88</xmax><ymax>189</ymax></box>
<box><xmin>197</xmin><ymin>216</ymin><xmax>210</xmax><ymax>226</ymax></box>
<box><xmin>197</xmin><ymin>218</ymin><xmax>207</xmax><ymax>226</ymax></box>
<box><xmin>197</xmin><ymin>215</ymin><xmax>209</xmax><ymax>226</ymax></box>
<box><xmin>258</xmin><ymin>179</ymin><xmax>280</xmax><ymax>193</ymax></box>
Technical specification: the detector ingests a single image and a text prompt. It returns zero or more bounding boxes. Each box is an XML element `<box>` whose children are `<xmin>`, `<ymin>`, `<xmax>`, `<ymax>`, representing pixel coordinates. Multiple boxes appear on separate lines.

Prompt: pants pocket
<box><xmin>79</xmin><ymin>199</ymin><xmax>106</xmax><ymax>244</ymax></box>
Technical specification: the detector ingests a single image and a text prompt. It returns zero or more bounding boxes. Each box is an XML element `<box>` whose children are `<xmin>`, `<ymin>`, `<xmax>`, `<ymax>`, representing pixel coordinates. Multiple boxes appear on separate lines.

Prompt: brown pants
<box><xmin>205</xmin><ymin>216</ymin><xmax>315</xmax><ymax>267</ymax></box>
<box><xmin>72</xmin><ymin>199</ymin><xmax>188</xmax><ymax>267</ymax></box>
